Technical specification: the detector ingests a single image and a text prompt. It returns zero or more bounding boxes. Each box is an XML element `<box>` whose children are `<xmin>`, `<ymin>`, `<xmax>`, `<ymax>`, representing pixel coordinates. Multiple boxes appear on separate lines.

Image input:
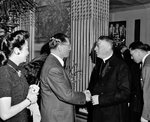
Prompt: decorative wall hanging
<box><xmin>71</xmin><ymin>0</ymin><xmax>109</xmax><ymax>91</ymax></box>
<box><xmin>0</xmin><ymin>0</ymin><xmax>36</xmax><ymax>32</ymax></box>
<box><xmin>109</xmin><ymin>21</ymin><xmax>126</xmax><ymax>47</ymax></box>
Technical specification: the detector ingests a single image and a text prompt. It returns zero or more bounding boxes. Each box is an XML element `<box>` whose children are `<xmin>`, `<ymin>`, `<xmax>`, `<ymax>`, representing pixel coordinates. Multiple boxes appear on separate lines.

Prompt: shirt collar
<box><xmin>51</xmin><ymin>53</ymin><xmax>64</xmax><ymax>67</ymax></box>
<box><xmin>142</xmin><ymin>53</ymin><xmax>150</xmax><ymax>64</ymax></box>
<box><xmin>103</xmin><ymin>52</ymin><xmax>113</xmax><ymax>63</ymax></box>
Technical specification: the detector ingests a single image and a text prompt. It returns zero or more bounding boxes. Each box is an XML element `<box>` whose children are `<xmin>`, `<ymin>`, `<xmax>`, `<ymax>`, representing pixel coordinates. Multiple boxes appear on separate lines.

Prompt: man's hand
<box><xmin>83</xmin><ymin>90</ymin><xmax>91</xmax><ymax>102</ymax></box>
<box><xmin>141</xmin><ymin>117</ymin><xmax>148</xmax><ymax>122</ymax></box>
<box><xmin>91</xmin><ymin>95</ymin><xmax>99</xmax><ymax>105</ymax></box>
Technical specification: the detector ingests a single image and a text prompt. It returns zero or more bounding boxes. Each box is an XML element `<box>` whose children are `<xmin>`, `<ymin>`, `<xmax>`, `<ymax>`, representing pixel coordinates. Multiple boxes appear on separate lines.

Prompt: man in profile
<box><xmin>129</xmin><ymin>42</ymin><xmax>150</xmax><ymax>122</ymax></box>
<box><xmin>88</xmin><ymin>36</ymin><xmax>130</xmax><ymax>122</ymax></box>
<box><xmin>40</xmin><ymin>33</ymin><xmax>90</xmax><ymax>122</ymax></box>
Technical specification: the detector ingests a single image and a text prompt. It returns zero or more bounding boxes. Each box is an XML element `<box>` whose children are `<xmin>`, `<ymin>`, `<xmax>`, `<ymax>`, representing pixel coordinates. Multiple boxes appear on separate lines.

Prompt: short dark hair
<box><xmin>49</xmin><ymin>33</ymin><xmax>68</xmax><ymax>49</ymax></box>
<box><xmin>129</xmin><ymin>41</ymin><xmax>150</xmax><ymax>51</ymax></box>
<box><xmin>98</xmin><ymin>36</ymin><xmax>113</xmax><ymax>43</ymax></box>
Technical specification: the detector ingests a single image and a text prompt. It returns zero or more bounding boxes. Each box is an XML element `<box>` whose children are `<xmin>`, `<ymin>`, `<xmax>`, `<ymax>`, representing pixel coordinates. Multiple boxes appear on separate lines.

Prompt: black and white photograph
<box><xmin>109</xmin><ymin>21</ymin><xmax>126</xmax><ymax>43</ymax></box>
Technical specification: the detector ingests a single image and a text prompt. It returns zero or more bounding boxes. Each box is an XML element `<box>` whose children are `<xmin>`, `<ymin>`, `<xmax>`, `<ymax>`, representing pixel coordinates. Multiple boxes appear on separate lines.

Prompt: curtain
<box><xmin>71</xmin><ymin>0</ymin><xmax>109</xmax><ymax>91</ymax></box>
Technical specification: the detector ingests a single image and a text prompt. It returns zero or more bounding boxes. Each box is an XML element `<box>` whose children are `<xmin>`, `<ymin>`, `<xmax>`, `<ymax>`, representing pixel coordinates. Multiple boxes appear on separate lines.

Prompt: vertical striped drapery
<box><xmin>17</xmin><ymin>11</ymin><xmax>35</xmax><ymax>61</ymax></box>
<box><xmin>71</xmin><ymin>0</ymin><xmax>109</xmax><ymax>91</ymax></box>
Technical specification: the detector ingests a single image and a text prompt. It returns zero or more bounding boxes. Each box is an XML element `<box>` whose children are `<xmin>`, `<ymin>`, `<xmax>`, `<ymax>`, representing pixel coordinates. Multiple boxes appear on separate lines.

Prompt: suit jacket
<box><xmin>88</xmin><ymin>54</ymin><xmax>130</xmax><ymax>122</ymax></box>
<box><xmin>40</xmin><ymin>54</ymin><xmax>86</xmax><ymax>122</ymax></box>
<box><xmin>122</xmin><ymin>49</ymin><xmax>143</xmax><ymax>113</ymax></box>
<box><xmin>142</xmin><ymin>54</ymin><xmax>150</xmax><ymax>120</ymax></box>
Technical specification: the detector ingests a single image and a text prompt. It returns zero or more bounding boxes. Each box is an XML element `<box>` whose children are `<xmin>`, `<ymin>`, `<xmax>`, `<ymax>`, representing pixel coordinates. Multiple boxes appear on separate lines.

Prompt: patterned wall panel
<box><xmin>71</xmin><ymin>0</ymin><xmax>109</xmax><ymax>91</ymax></box>
<box><xmin>18</xmin><ymin>11</ymin><xmax>35</xmax><ymax>60</ymax></box>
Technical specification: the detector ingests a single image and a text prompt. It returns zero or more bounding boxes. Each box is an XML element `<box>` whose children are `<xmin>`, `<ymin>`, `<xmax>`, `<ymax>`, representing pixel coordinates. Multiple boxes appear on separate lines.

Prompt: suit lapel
<box><xmin>101</xmin><ymin>61</ymin><xmax>112</xmax><ymax>77</ymax></box>
<box><xmin>50</xmin><ymin>54</ymin><xmax>72</xmax><ymax>87</ymax></box>
<box><xmin>50</xmin><ymin>54</ymin><xmax>64</xmax><ymax>68</ymax></box>
<box><xmin>100</xmin><ymin>54</ymin><xmax>116</xmax><ymax>78</ymax></box>
<box><xmin>143</xmin><ymin>54</ymin><xmax>150</xmax><ymax>67</ymax></box>
<box><xmin>141</xmin><ymin>54</ymin><xmax>150</xmax><ymax>86</ymax></box>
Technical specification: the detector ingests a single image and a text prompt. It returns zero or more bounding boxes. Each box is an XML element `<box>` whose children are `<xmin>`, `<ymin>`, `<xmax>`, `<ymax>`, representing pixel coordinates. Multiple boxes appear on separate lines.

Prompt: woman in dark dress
<box><xmin>0</xmin><ymin>30</ymin><xmax>38</xmax><ymax>122</ymax></box>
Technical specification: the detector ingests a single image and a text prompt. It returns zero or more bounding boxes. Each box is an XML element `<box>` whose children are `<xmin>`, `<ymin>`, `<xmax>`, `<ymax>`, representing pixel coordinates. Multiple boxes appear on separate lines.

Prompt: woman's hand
<box><xmin>26</xmin><ymin>85</ymin><xmax>39</xmax><ymax>104</ymax></box>
<box><xmin>29</xmin><ymin>84</ymin><xmax>40</xmax><ymax>94</ymax></box>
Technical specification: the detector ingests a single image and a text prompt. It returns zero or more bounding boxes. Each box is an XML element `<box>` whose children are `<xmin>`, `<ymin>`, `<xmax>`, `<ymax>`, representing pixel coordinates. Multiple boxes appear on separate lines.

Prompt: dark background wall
<box><xmin>35</xmin><ymin>0</ymin><xmax>71</xmax><ymax>43</ymax></box>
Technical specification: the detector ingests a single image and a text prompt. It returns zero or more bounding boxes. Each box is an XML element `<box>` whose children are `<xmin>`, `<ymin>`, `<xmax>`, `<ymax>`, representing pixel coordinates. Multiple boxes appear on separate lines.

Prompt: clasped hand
<box><xmin>83</xmin><ymin>90</ymin><xmax>99</xmax><ymax>105</ymax></box>
<box><xmin>141</xmin><ymin>117</ymin><xmax>148</xmax><ymax>122</ymax></box>
<box><xmin>83</xmin><ymin>90</ymin><xmax>91</xmax><ymax>102</ymax></box>
<box><xmin>27</xmin><ymin>85</ymin><xmax>39</xmax><ymax>104</ymax></box>
<box><xmin>91</xmin><ymin>95</ymin><xmax>99</xmax><ymax>105</ymax></box>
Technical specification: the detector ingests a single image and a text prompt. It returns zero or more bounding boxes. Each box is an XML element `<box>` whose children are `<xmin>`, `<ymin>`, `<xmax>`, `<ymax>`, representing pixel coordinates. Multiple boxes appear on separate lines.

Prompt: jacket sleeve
<box><xmin>142</xmin><ymin>66</ymin><xmax>150</xmax><ymax>120</ymax></box>
<box><xmin>98</xmin><ymin>64</ymin><xmax>130</xmax><ymax>107</ymax></box>
<box><xmin>46</xmin><ymin>67</ymin><xmax>86</xmax><ymax>105</ymax></box>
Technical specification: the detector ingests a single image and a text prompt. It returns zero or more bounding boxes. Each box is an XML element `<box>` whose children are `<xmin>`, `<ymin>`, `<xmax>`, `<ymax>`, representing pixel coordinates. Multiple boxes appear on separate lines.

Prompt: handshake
<box><xmin>83</xmin><ymin>90</ymin><xmax>99</xmax><ymax>105</ymax></box>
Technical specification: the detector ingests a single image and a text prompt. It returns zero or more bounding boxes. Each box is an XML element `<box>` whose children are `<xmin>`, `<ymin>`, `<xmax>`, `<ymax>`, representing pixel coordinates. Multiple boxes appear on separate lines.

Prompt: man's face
<box><xmin>94</xmin><ymin>39</ymin><xmax>112</xmax><ymax>58</ymax></box>
<box><xmin>130</xmin><ymin>49</ymin><xmax>141</xmax><ymax>63</ymax></box>
<box><xmin>60</xmin><ymin>37</ymin><xmax>71</xmax><ymax>58</ymax></box>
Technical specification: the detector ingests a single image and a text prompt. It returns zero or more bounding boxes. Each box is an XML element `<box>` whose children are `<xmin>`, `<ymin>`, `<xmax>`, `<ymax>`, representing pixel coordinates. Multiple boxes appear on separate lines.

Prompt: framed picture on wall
<box><xmin>109</xmin><ymin>21</ymin><xmax>126</xmax><ymax>46</ymax></box>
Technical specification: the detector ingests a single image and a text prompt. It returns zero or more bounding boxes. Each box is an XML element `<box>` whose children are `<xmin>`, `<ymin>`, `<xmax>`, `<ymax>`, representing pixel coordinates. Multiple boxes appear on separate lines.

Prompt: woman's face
<box><xmin>19</xmin><ymin>40</ymin><xmax>29</xmax><ymax>63</ymax></box>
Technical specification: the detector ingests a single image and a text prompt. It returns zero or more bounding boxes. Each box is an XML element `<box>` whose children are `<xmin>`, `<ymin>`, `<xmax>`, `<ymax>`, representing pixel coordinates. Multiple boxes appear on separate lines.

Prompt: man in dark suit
<box><xmin>88</xmin><ymin>36</ymin><xmax>130</xmax><ymax>122</ymax></box>
<box><xmin>129</xmin><ymin>42</ymin><xmax>150</xmax><ymax>122</ymax></box>
<box><xmin>120</xmin><ymin>44</ymin><xmax>143</xmax><ymax>122</ymax></box>
<box><xmin>40</xmin><ymin>33</ymin><xmax>90</xmax><ymax>122</ymax></box>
